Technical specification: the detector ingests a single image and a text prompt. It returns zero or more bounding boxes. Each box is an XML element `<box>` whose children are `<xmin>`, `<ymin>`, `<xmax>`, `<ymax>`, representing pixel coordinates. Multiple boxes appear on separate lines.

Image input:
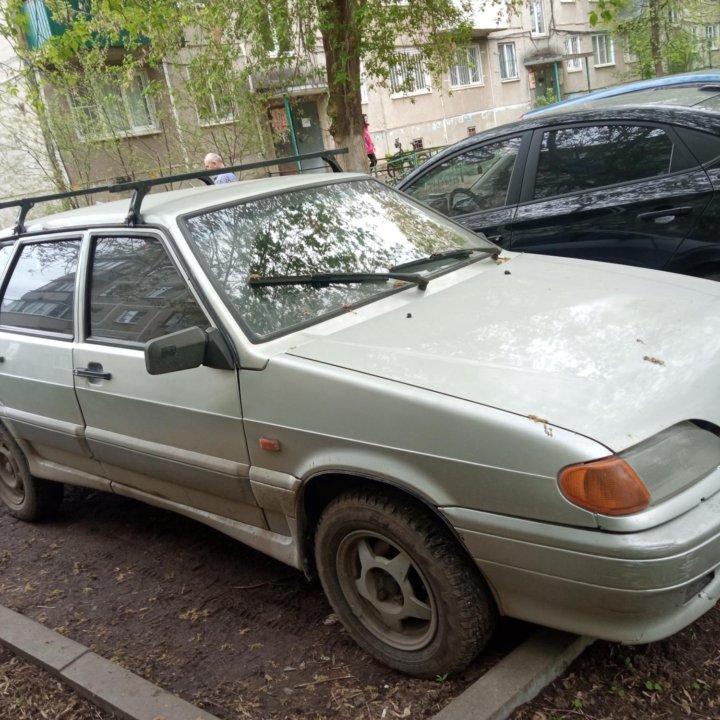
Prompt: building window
<box><xmin>69</xmin><ymin>70</ymin><xmax>159</xmax><ymax>141</ymax></box>
<box><xmin>707</xmin><ymin>24</ymin><xmax>720</xmax><ymax>50</ymax></box>
<box><xmin>449</xmin><ymin>46</ymin><xmax>484</xmax><ymax>88</ymax></box>
<box><xmin>592</xmin><ymin>33</ymin><xmax>615</xmax><ymax>66</ymax></box>
<box><xmin>197</xmin><ymin>88</ymin><xmax>233</xmax><ymax>126</ymax></box>
<box><xmin>529</xmin><ymin>0</ymin><xmax>546</xmax><ymax>36</ymax></box>
<box><xmin>564</xmin><ymin>36</ymin><xmax>582</xmax><ymax>72</ymax></box>
<box><xmin>115</xmin><ymin>310</ymin><xmax>145</xmax><ymax>325</ymax></box>
<box><xmin>499</xmin><ymin>43</ymin><xmax>518</xmax><ymax>80</ymax></box>
<box><xmin>390</xmin><ymin>50</ymin><xmax>430</xmax><ymax>97</ymax></box>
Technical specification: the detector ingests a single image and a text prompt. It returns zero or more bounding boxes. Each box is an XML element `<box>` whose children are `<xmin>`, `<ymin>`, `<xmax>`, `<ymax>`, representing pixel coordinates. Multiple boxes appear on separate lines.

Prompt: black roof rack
<box><xmin>0</xmin><ymin>148</ymin><xmax>348</xmax><ymax>236</ymax></box>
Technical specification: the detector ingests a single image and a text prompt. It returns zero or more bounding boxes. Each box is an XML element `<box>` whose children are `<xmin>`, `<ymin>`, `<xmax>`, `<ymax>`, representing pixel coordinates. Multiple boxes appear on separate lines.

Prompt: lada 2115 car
<box><xmin>1</xmin><ymin>169</ymin><xmax>720</xmax><ymax>677</ymax></box>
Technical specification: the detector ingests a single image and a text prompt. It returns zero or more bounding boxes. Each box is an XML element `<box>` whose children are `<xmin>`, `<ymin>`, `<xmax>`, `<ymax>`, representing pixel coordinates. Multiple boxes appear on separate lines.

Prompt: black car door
<box><xmin>508</xmin><ymin>121</ymin><xmax>714</xmax><ymax>270</ymax></box>
<box><xmin>400</xmin><ymin>133</ymin><xmax>529</xmax><ymax>248</ymax></box>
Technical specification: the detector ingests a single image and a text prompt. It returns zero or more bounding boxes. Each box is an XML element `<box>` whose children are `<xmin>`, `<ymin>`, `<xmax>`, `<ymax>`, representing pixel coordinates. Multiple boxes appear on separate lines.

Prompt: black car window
<box><xmin>88</xmin><ymin>236</ymin><xmax>208</xmax><ymax>344</ymax></box>
<box><xmin>675</xmin><ymin>127</ymin><xmax>720</xmax><ymax>166</ymax></box>
<box><xmin>534</xmin><ymin>125</ymin><xmax>674</xmax><ymax>200</ymax></box>
<box><xmin>404</xmin><ymin>136</ymin><xmax>522</xmax><ymax>217</ymax></box>
<box><xmin>0</xmin><ymin>239</ymin><xmax>80</xmax><ymax>335</ymax></box>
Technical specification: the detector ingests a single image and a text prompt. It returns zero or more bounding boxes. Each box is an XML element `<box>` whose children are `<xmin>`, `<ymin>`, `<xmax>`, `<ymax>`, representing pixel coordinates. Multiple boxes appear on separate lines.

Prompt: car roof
<box><xmin>398</xmin><ymin>104</ymin><xmax>720</xmax><ymax>190</ymax></box>
<box><xmin>0</xmin><ymin>172</ymin><xmax>366</xmax><ymax>238</ymax></box>
<box><xmin>525</xmin><ymin>70</ymin><xmax>720</xmax><ymax>117</ymax></box>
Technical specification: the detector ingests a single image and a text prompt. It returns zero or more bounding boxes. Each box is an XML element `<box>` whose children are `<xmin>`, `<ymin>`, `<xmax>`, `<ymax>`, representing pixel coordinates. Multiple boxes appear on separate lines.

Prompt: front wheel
<box><xmin>314</xmin><ymin>490</ymin><xmax>497</xmax><ymax>677</ymax></box>
<box><xmin>0</xmin><ymin>425</ymin><xmax>63</xmax><ymax>521</ymax></box>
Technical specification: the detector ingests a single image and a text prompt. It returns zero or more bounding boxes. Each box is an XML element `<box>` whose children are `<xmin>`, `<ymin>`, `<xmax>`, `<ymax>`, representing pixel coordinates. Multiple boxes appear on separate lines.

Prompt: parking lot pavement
<box><xmin>0</xmin><ymin>600</ymin><xmax>591</xmax><ymax>720</ymax></box>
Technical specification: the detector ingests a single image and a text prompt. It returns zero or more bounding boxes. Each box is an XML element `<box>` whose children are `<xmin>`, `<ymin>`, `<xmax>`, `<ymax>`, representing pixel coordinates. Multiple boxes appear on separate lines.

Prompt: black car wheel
<box><xmin>315</xmin><ymin>490</ymin><xmax>497</xmax><ymax>677</ymax></box>
<box><xmin>0</xmin><ymin>425</ymin><xmax>63</xmax><ymax>521</ymax></box>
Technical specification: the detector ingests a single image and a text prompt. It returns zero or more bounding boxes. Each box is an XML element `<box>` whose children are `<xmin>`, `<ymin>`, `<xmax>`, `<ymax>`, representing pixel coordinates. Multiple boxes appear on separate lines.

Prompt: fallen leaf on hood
<box><xmin>643</xmin><ymin>355</ymin><xmax>665</xmax><ymax>366</ymax></box>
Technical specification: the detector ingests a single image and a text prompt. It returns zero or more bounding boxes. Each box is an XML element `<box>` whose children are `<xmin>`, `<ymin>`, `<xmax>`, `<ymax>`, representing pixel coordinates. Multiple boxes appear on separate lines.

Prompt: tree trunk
<box><xmin>649</xmin><ymin>0</ymin><xmax>664</xmax><ymax>77</ymax></box>
<box><xmin>317</xmin><ymin>0</ymin><xmax>370</xmax><ymax>173</ymax></box>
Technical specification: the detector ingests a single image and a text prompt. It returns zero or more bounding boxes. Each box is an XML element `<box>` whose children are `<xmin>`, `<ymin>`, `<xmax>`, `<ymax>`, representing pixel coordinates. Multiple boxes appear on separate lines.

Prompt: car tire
<box><xmin>0</xmin><ymin>425</ymin><xmax>63</xmax><ymax>521</ymax></box>
<box><xmin>314</xmin><ymin>490</ymin><xmax>497</xmax><ymax>677</ymax></box>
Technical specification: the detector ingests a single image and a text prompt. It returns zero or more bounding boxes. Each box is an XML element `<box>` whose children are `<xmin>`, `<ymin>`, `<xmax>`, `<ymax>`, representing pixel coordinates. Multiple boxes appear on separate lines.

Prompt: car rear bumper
<box><xmin>442</xmin><ymin>489</ymin><xmax>720</xmax><ymax>643</ymax></box>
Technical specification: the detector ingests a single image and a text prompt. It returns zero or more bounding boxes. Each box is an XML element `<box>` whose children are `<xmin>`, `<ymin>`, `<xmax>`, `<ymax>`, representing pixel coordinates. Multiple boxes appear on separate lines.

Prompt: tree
<box><xmin>589</xmin><ymin>0</ymin><xmax>713</xmax><ymax>78</ymax></box>
<box><xmin>1</xmin><ymin>0</ymin><xmax>477</xmax><ymax>185</ymax></box>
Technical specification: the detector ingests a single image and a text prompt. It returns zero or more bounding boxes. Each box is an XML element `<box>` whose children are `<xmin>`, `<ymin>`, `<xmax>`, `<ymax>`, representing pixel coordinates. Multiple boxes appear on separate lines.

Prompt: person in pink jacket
<box><xmin>363</xmin><ymin>115</ymin><xmax>377</xmax><ymax>170</ymax></box>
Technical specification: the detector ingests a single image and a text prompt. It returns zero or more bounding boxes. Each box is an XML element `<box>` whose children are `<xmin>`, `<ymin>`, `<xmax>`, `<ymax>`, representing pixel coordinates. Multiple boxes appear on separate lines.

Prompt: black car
<box><xmin>399</xmin><ymin>104</ymin><xmax>720</xmax><ymax>279</ymax></box>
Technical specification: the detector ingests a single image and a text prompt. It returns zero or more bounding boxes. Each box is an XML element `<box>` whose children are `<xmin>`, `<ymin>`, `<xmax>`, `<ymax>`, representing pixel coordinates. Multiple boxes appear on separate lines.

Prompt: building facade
<box><xmin>3</xmin><ymin>0</ymin><xmax>719</xmax><ymax>207</ymax></box>
<box><xmin>362</xmin><ymin>1</ymin><xmax>645</xmax><ymax>158</ymax></box>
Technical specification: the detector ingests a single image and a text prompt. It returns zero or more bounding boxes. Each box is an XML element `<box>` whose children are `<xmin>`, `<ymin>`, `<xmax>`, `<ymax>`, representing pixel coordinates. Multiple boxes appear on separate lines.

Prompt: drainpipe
<box><xmin>585</xmin><ymin>56</ymin><xmax>592</xmax><ymax>93</ymax></box>
<box><xmin>283</xmin><ymin>95</ymin><xmax>301</xmax><ymax>172</ymax></box>
<box><xmin>553</xmin><ymin>61</ymin><xmax>562</xmax><ymax>102</ymax></box>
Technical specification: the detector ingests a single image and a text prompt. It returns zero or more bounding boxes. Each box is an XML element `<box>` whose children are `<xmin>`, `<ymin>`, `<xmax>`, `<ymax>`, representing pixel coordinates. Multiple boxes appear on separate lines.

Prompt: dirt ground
<box><xmin>2</xmin><ymin>486</ymin><xmax>720</xmax><ymax>720</ymax></box>
<box><xmin>0</xmin><ymin>486</ymin><xmax>530</xmax><ymax>720</ymax></box>
<box><xmin>510</xmin><ymin>605</ymin><xmax>720</xmax><ymax>720</ymax></box>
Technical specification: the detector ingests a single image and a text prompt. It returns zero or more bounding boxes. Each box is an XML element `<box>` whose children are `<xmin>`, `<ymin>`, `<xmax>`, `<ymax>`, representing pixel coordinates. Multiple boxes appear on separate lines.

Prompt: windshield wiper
<box><xmin>248</xmin><ymin>271</ymin><xmax>429</xmax><ymax>290</ymax></box>
<box><xmin>390</xmin><ymin>246</ymin><xmax>497</xmax><ymax>272</ymax></box>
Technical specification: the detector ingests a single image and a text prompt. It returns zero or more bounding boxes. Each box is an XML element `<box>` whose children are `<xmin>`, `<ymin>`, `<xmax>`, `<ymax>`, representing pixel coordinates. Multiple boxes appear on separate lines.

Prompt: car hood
<box><xmin>288</xmin><ymin>255</ymin><xmax>720</xmax><ymax>452</ymax></box>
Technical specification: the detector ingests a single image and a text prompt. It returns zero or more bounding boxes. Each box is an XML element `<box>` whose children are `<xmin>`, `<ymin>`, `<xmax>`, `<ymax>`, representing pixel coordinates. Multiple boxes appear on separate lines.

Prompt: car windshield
<box><xmin>182</xmin><ymin>178</ymin><xmax>494</xmax><ymax>340</ymax></box>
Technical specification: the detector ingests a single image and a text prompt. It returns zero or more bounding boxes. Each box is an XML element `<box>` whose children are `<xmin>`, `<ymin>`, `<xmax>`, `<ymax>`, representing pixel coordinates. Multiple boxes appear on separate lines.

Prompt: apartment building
<box><xmin>4</xmin><ymin>0</ymin><xmax>716</xmax><ymax>200</ymax></box>
<box><xmin>363</xmin><ymin>1</ymin><xmax>641</xmax><ymax>157</ymax></box>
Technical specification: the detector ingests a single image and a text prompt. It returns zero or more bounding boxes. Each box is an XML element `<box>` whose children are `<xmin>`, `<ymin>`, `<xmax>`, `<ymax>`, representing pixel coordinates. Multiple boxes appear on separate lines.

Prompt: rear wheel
<box><xmin>0</xmin><ymin>425</ymin><xmax>63</xmax><ymax>521</ymax></box>
<box><xmin>314</xmin><ymin>490</ymin><xmax>497</xmax><ymax>677</ymax></box>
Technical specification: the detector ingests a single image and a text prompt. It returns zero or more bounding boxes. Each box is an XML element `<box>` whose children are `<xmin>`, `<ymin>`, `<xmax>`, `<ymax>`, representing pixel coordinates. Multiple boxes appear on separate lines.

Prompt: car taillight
<box><xmin>559</xmin><ymin>457</ymin><xmax>650</xmax><ymax>516</ymax></box>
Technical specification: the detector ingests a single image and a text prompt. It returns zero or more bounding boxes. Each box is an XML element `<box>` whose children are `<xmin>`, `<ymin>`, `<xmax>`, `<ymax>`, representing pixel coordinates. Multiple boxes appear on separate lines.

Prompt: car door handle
<box><xmin>74</xmin><ymin>364</ymin><xmax>112</xmax><ymax>380</ymax></box>
<box><xmin>637</xmin><ymin>207</ymin><xmax>692</xmax><ymax>222</ymax></box>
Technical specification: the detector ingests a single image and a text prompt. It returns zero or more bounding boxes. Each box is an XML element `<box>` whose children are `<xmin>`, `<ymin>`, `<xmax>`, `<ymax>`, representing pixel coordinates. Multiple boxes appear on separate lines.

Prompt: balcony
<box><xmin>22</xmin><ymin>0</ymin><xmax>147</xmax><ymax>50</ymax></box>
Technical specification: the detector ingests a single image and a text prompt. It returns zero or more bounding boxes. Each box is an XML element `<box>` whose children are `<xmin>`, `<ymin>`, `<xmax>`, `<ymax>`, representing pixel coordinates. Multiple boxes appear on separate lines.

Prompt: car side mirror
<box><xmin>144</xmin><ymin>326</ymin><xmax>234</xmax><ymax>375</ymax></box>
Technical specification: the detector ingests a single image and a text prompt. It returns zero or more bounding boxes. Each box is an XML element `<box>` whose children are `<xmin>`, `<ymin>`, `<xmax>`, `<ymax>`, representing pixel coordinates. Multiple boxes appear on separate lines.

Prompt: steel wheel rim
<box><xmin>0</xmin><ymin>441</ymin><xmax>24</xmax><ymax>507</ymax></box>
<box><xmin>335</xmin><ymin>530</ymin><xmax>437</xmax><ymax>651</ymax></box>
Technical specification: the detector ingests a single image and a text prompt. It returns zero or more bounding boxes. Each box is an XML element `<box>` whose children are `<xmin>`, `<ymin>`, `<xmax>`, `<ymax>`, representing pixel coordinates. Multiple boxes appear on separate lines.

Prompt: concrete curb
<box><xmin>0</xmin><ymin>605</ymin><xmax>220</xmax><ymax>720</ymax></box>
<box><xmin>431</xmin><ymin>629</ymin><xmax>593</xmax><ymax>720</ymax></box>
<box><xmin>1</xmin><ymin>602</ymin><xmax>591</xmax><ymax>720</ymax></box>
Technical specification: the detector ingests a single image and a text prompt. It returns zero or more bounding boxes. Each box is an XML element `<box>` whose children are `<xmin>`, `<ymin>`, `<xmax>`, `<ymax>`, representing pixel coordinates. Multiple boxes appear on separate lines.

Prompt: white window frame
<box><xmin>564</xmin><ymin>36</ymin><xmax>582</xmax><ymax>72</ymax></box>
<box><xmin>389</xmin><ymin>50</ymin><xmax>431</xmax><ymax>98</ymax></box>
<box><xmin>449</xmin><ymin>45</ymin><xmax>484</xmax><ymax>89</ymax></box>
<box><xmin>707</xmin><ymin>23</ymin><xmax>720</xmax><ymax>50</ymax></box>
<box><xmin>592</xmin><ymin>33</ymin><xmax>615</xmax><ymax>67</ymax></box>
<box><xmin>529</xmin><ymin>0</ymin><xmax>546</xmax><ymax>36</ymax></box>
<box><xmin>498</xmin><ymin>42</ymin><xmax>518</xmax><ymax>81</ymax></box>
<box><xmin>195</xmin><ymin>85</ymin><xmax>234</xmax><ymax>127</ymax></box>
<box><xmin>69</xmin><ymin>70</ymin><xmax>159</xmax><ymax>141</ymax></box>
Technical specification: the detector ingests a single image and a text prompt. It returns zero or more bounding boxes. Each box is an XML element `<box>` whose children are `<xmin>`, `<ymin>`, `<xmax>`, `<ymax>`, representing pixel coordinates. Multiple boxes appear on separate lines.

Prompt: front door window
<box><xmin>88</xmin><ymin>236</ymin><xmax>208</xmax><ymax>344</ymax></box>
<box><xmin>404</xmin><ymin>137</ymin><xmax>522</xmax><ymax>217</ymax></box>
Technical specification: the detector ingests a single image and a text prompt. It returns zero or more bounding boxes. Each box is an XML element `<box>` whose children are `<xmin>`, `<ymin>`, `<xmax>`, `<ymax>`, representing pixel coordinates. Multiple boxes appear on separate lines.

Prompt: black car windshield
<box><xmin>182</xmin><ymin>178</ymin><xmax>495</xmax><ymax>339</ymax></box>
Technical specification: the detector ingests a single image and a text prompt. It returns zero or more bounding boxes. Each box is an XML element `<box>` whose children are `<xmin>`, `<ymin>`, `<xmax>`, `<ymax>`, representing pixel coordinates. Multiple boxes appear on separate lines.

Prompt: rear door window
<box><xmin>532</xmin><ymin>124</ymin><xmax>676</xmax><ymax>200</ymax></box>
<box><xmin>0</xmin><ymin>239</ymin><xmax>80</xmax><ymax>335</ymax></box>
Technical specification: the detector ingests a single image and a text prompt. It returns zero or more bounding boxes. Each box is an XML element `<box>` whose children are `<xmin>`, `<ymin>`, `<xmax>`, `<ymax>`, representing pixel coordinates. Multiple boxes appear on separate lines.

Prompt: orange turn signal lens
<box><xmin>559</xmin><ymin>457</ymin><xmax>650</xmax><ymax>516</ymax></box>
